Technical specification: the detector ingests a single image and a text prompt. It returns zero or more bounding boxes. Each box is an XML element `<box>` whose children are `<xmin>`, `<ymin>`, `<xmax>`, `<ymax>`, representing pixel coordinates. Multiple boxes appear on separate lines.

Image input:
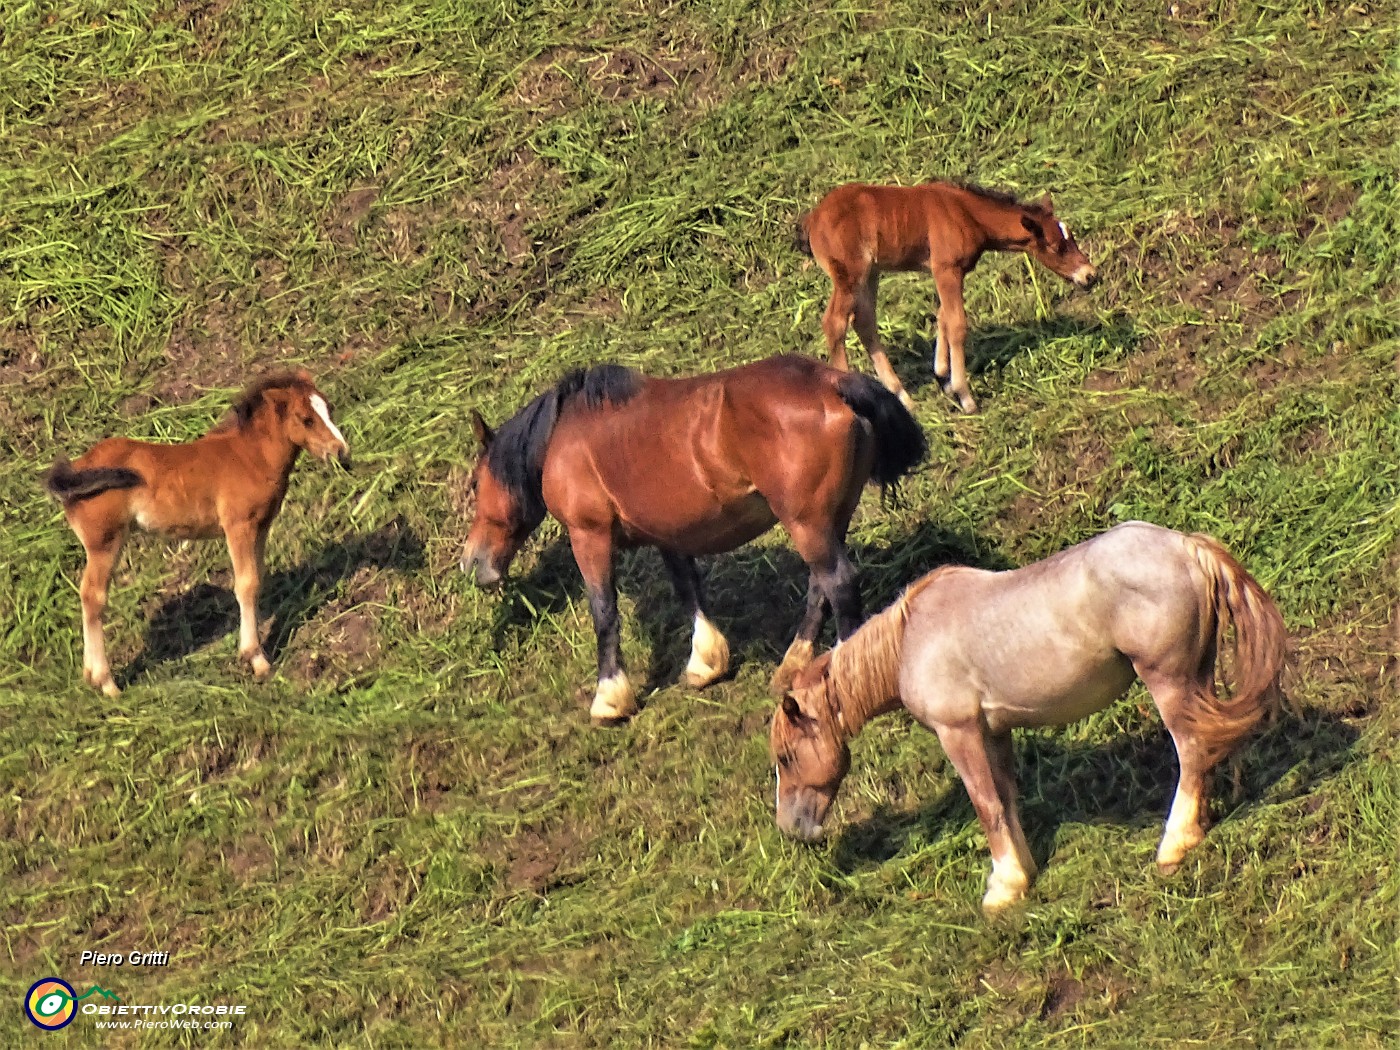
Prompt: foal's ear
<box><xmin>1038</xmin><ymin>191</ymin><xmax>1055</xmax><ymax>214</ymax></box>
<box><xmin>1021</xmin><ymin>214</ymin><xmax>1046</xmax><ymax>242</ymax></box>
<box><xmin>470</xmin><ymin>410</ymin><xmax>494</xmax><ymax>449</ymax></box>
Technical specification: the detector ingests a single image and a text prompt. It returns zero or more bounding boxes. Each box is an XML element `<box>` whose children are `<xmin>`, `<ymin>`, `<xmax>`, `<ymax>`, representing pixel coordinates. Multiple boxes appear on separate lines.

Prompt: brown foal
<box><xmin>795</xmin><ymin>181</ymin><xmax>1098</xmax><ymax>413</ymax></box>
<box><xmin>44</xmin><ymin>370</ymin><xmax>350</xmax><ymax>696</ymax></box>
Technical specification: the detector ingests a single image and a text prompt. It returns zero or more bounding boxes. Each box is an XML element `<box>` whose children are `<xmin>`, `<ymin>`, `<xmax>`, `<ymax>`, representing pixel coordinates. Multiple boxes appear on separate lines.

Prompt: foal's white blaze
<box><xmin>775</xmin><ymin>765</ymin><xmax>781</xmax><ymax>812</ymax></box>
<box><xmin>1058</xmin><ymin>221</ymin><xmax>1069</xmax><ymax>241</ymax></box>
<box><xmin>309</xmin><ymin>393</ymin><xmax>346</xmax><ymax>445</ymax></box>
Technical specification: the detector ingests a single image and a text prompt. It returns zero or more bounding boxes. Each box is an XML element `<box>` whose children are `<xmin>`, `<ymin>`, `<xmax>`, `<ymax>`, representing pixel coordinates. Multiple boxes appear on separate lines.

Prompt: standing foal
<box><xmin>795</xmin><ymin>181</ymin><xmax>1098</xmax><ymax>413</ymax></box>
<box><xmin>44</xmin><ymin>370</ymin><xmax>350</xmax><ymax>695</ymax></box>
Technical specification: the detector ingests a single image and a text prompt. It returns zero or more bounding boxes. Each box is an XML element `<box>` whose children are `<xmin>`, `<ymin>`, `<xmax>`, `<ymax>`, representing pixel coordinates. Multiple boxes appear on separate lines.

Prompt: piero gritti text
<box><xmin>81</xmin><ymin>950</ymin><xmax>170</xmax><ymax>967</ymax></box>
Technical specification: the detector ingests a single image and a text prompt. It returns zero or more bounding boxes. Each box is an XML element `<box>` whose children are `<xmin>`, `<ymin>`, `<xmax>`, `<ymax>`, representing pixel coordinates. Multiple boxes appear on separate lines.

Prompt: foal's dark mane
<box><xmin>214</xmin><ymin>372</ymin><xmax>315</xmax><ymax>432</ymax></box>
<box><xmin>945</xmin><ymin>180</ymin><xmax>1040</xmax><ymax>212</ymax></box>
<box><xmin>487</xmin><ymin>364</ymin><xmax>643</xmax><ymax>526</ymax></box>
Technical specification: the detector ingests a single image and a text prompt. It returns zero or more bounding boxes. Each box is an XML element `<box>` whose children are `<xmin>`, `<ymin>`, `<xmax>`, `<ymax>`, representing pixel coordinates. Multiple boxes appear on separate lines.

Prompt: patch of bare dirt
<box><xmin>583</xmin><ymin>47</ymin><xmax>717</xmax><ymax>103</ymax></box>
<box><xmin>501</xmin><ymin>826</ymin><xmax>584</xmax><ymax>893</ymax></box>
<box><xmin>1039</xmin><ymin>976</ymin><xmax>1085</xmax><ymax>1021</ymax></box>
<box><xmin>361</xmin><ymin>853</ymin><xmax>418</xmax><ymax>923</ymax></box>
<box><xmin>328</xmin><ymin>185</ymin><xmax>381</xmax><ymax>250</ymax></box>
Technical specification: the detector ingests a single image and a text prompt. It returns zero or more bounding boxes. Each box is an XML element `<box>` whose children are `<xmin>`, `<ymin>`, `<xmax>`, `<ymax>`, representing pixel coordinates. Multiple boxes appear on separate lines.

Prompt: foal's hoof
<box><xmin>1156</xmin><ymin>860</ymin><xmax>1182</xmax><ymax>877</ymax></box>
<box><xmin>101</xmin><ymin>679</ymin><xmax>121</xmax><ymax>699</ymax></box>
<box><xmin>249</xmin><ymin>655</ymin><xmax>273</xmax><ymax>680</ymax></box>
<box><xmin>956</xmin><ymin>394</ymin><xmax>979</xmax><ymax>415</ymax></box>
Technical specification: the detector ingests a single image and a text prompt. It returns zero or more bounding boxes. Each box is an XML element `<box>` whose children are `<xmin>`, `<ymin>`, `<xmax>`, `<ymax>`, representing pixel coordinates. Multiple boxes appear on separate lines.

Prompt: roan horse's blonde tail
<box><xmin>1184</xmin><ymin>533</ymin><xmax>1288</xmax><ymax>762</ymax></box>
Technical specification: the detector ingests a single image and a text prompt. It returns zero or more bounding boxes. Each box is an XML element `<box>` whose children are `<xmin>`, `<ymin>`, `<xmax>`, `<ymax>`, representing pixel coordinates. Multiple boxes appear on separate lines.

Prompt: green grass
<box><xmin>2</xmin><ymin>0</ymin><xmax>1397</xmax><ymax>1045</ymax></box>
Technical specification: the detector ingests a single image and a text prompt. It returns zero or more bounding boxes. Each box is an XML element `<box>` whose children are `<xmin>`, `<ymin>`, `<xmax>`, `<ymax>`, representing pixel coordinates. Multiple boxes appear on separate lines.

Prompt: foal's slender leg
<box><xmin>936</xmin><ymin>719</ymin><xmax>1033</xmax><ymax>912</ymax></box>
<box><xmin>660</xmin><ymin>550</ymin><xmax>730</xmax><ymax>688</ymax></box>
<box><xmin>78</xmin><ymin>526</ymin><xmax>126</xmax><ymax>698</ymax></box>
<box><xmin>571</xmin><ymin>527</ymin><xmax>637</xmax><ymax>723</ymax></box>
<box><xmin>933</xmin><ymin>266</ymin><xmax>977</xmax><ymax>414</ymax></box>
<box><xmin>226</xmin><ymin>522</ymin><xmax>272</xmax><ymax>679</ymax></box>
<box><xmin>987</xmin><ymin>731</ymin><xmax>1037</xmax><ymax>884</ymax></box>
<box><xmin>852</xmin><ymin>272</ymin><xmax>914</xmax><ymax>410</ymax></box>
<box><xmin>821</xmin><ymin>277</ymin><xmax>858</xmax><ymax>373</ymax></box>
<box><xmin>769</xmin><ymin>570</ymin><xmax>830</xmax><ymax>696</ymax></box>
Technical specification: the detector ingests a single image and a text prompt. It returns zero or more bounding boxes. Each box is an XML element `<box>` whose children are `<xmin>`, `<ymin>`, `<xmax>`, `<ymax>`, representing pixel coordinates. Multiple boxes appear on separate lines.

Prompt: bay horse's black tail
<box><xmin>792</xmin><ymin>211</ymin><xmax>813</xmax><ymax>256</ymax></box>
<box><xmin>835</xmin><ymin>372</ymin><xmax>928</xmax><ymax>495</ymax></box>
<box><xmin>43</xmin><ymin>459</ymin><xmax>143</xmax><ymax>505</ymax></box>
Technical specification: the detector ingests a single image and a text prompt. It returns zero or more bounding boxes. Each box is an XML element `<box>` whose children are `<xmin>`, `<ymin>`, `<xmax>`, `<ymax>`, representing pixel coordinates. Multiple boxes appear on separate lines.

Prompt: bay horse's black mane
<box><xmin>487</xmin><ymin>364</ymin><xmax>643</xmax><ymax>526</ymax></box>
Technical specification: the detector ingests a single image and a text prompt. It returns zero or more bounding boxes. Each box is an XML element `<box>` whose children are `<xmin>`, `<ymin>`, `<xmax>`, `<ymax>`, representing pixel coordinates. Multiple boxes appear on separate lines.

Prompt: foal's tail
<box><xmin>1184</xmin><ymin>533</ymin><xmax>1288</xmax><ymax>761</ymax></box>
<box><xmin>835</xmin><ymin>372</ymin><xmax>928</xmax><ymax>496</ymax></box>
<box><xmin>43</xmin><ymin>459</ymin><xmax>143</xmax><ymax>506</ymax></box>
<box><xmin>792</xmin><ymin>211</ymin><xmax>813</xmax><ymax>256</ymax></box>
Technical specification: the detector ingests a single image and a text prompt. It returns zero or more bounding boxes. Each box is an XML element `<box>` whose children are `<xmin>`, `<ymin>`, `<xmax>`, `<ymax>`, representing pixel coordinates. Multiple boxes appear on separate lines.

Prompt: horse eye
<box><xmin>303</xmin><ymin>415</ymin><xmax>315</xmax><ymax>426</ymax></box>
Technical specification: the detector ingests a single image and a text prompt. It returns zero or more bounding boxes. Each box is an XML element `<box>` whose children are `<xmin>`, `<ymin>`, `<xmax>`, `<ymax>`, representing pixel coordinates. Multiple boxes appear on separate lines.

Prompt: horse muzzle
<box><xmin>461</xmin><ymin>548</ymin><xmax>503</xmax><ymax>589</ymax></box>
<box><xmin>776</xmin><ymin>803</ymin><xmax>825</xmax><ymax>844</ymax></box>
<box><xmin>1072</xmin><ymin>264</ymin><xmax>1099</xmax><ymax>289</ymax></box>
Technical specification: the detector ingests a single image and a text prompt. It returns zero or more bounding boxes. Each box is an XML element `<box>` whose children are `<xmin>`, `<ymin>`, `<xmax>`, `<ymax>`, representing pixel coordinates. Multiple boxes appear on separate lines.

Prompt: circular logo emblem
<box><xmin>25</xmin><ymin>978</ymin><xmax>77</xmax><ymax>1030</ymax></box>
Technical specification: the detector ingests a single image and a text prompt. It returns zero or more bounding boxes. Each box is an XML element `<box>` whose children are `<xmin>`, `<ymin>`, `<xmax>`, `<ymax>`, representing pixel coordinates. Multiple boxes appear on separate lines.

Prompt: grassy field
<box><xmin>2</xmin><ymin>0</ymin><xmax>1397</xmax><ymax>1045</ymax></box>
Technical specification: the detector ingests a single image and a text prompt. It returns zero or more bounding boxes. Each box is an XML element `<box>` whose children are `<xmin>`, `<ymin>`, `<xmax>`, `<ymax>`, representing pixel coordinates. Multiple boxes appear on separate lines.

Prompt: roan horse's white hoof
<box><xmin>590</xmin><ymin>673</ymin><xmax>638</xmax><ymax>725</ymax></box>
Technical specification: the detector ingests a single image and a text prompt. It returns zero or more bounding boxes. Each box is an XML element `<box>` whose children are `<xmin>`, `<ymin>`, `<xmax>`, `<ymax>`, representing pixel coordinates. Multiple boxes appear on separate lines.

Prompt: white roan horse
<box><xmin>770</xmin><ymin>522</ymin><xmax>1287</xmax><ymax>912</ymax></box>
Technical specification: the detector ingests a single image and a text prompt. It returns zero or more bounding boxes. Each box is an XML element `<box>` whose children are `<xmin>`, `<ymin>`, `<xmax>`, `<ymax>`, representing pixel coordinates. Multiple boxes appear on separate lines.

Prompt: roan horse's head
<box><xmin>1019</xmin><ymin>193</ymin><xmax>1098</xmax><ymax>289</ymax></box>
<box><xmin>770</xmin><ymin>651</ymin><xmax>851</xmax><ymax>843</ymax></box>
<box><xmin>460</xmin><ymin>411</ymin><xmax>536</xmax><ymax>588</ymax></box>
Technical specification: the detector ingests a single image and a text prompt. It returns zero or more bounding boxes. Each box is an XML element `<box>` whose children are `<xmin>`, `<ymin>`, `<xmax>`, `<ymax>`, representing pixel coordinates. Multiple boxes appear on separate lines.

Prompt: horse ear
<box><xmin>470</xmin><ymin>410</ymin><xmax>493</xmax><ymax>449</ymax></box>
<box><xmin>1038</xmin><ymin>191</ymin><xmax>1055</xmax><ymax>214</ymax></box>
<box><xmin>781</xmin><ymin>694</ymin><xmax>804</xmax><ymax>722</ymax></box>
<box><xmin>1021</xmin><ymin>214</ymin><xmax>1045</xmax><ymax>242</ymax></box>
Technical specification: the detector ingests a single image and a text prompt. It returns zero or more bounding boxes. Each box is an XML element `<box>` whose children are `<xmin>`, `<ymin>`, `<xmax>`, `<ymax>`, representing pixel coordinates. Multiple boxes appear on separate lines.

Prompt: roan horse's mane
<box><xmin>487</xmin><ymin>364</ymin><xmax>644</xmax><ymax>527</ymax></box>
<box><xmin>213</xmin><ymin>372</ymin><xmax>316</xmax><ymax>433</ymax></box>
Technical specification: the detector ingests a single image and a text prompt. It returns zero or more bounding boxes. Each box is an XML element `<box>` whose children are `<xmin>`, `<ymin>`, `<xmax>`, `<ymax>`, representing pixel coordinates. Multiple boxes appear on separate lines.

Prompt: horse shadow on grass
<box><xmin>827</xmin><ymin>704</ymin><xmax>1360</xmax><ymax>878</ymax></box>
<box><xmin>120</xmin><ymin>517</ymin><xmax>425</xmax><ymax>687</ymax></box>
<box><xmin>892</xmin><ymin>310</ymin><xmax>1140</xmax><ymax>404</ymax></box>
<box><xmin>483</xmin><ymin>517</ymin><xmax>1017</xmax><ymax>706</ymax></box>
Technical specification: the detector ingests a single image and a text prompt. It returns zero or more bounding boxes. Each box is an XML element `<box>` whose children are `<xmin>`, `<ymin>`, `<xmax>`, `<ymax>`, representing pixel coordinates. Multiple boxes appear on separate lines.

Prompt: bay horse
<box><xmin>794</xmin><ymin>181</ymin><xmax>1098</xmax><ymax>414</ymax></box>
<box><xmin>44</xmin><ymin>370</ymin><xmax>350</xmax><ymax>696</ymax></box>
<box><xmin>461</xmin><ymin>354</ymin><xmax>927</xmax><ymax>724</ymax></box>
<box><xmin>770</xmin><ymin>522</ymin><xmax>1286</xmax><ymax>913</ymax></box>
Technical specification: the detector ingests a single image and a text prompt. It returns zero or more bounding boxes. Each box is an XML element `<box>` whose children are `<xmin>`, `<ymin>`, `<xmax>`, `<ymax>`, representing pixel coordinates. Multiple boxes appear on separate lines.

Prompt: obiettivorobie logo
<box><xmin>24</xmin><ymin>978</ymin><xmax>120</xmax><ymax>1031</ymax></box>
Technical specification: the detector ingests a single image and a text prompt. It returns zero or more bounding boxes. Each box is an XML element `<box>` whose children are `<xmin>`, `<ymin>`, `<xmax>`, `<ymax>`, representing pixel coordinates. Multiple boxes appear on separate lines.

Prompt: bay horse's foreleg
<box><xmin>935</xmin><ymin>719</ymin><xmax>1033</xmax><ymax>913</ymax></box>
<box><xmin>769</xmin><ymin>570</ymin><xmax>829</xmax><ymax>696</ymax></box>
<box><xmin>788</xmin><ymin>523</ymin><xmax>862</xmax><ymax>639</ymax></box>
<box><xmin>932</xmin><ymin>266</ymin><xmax>977</xmax><ymax>414</ymax></box>
<box><xmin>226</xmin><ymin>522</ymin><xmax>271</xmax><ymax>680</ymax></box>
<box><xmin>78</xmin><ymin>526</ymin><xmax>126</xmax><ymax>698</ymax></box>
<box><xmin>570</xmin><ymin>528</ymin><xmax>637</xmax><ymax>724</ymax></box>
<box><xmin>660</xmin><ymin>551</ymin><xmax>730</xmax><ymax>688</ymax></box>
<box><xmin>852</xmin><ymin>272</ymin><xmax>914</xmax><ymax>411</ymax></box>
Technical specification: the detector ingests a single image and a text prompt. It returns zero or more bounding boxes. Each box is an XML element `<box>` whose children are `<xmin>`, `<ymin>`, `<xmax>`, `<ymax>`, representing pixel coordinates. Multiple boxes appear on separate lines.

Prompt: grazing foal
<box><xmin>44</xmin><ymin>370</ymin><xmax>350</xmax><ymax>696</ymax></box>
<box><xmin>771</xmin><ymin>522</ymin><xmax>1285</xmax><ymax>913</ymax></box>
<box><xmin>795</xmin><ymin>181</ymin><xmax>1098</xmax><ymax>413</ymax></box>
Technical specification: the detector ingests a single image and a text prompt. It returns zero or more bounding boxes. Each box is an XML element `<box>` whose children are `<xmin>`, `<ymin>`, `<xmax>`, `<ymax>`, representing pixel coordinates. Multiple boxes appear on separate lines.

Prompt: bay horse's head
<box><xmin>770</xmin><ymin>651</ymin><xmax>851</xmax><ymax>843</ymax></box>
<box><xmin>231</xmin><ymin>370</ymin><xmax>350</xmax><ymax>466</ymax></box>
<box><xmin>460</xmin><ymin>410</ymin><xmax>539</xmax><ymax>589</ymax></box>
<box><xmin>1020</xmin><ymin>193</ymin><xmax>1098</xmax><ymax>289</ymax></box>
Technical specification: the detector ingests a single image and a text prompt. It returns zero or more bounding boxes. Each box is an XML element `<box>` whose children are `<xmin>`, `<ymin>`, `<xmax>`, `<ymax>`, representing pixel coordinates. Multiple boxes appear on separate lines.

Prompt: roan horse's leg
<box><xmin>987</xmin><ymin>731</ymin><xmax>1038</xmax><ymax>888</ymax></box>
<box><xmin>570</xmin><ymin>527</ymin><xmax>637</xmax><ymax>724</ymax></box>
<box><xmin>1141</xmin><ymin>670</ymin><xmax>1214</xmax><ymax>873</ymax></box>
<box><xmin>852</xmin><ymin>272</ymin><xmax>914</xmax><ymax>411</ymax></box>
<box><xmin>932</xmin><ymin>266</ymin><xmax>977</xmax><ymax>414</ymax></box>
<box><xmin>936</xmin><ymin>719</ymin><xmax>1035</xmax><ymax>913</ymax></box>
<box><xmin>660</xmin><ymin>551</ymin><xmax>730</xmax><ymax>688</ymax></box>
<box><xmin>78</xmin><ymin>526</ymin><xmax>126</xmax><ymax>698</ymax></box>
<box><xmin>226</xmin><ymin>522</ymin><xmax>272</xmax><ymax>679</ymax></box>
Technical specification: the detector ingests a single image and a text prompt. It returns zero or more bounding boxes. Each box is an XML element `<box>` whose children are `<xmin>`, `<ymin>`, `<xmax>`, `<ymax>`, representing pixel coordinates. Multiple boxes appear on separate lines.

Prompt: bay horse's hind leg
<box><xmin>935</xmin><ymin>718</ymin><xmax>1034</xmax><ymax>913</ymax></box>
<box><xmin>226</xmin><ymin>521</ymin><xmax>272</xmax><ymax>680</ymax></box>
<box><xmin>660</xmin><ymin>551</ymin><xmax>730</xmax><ymax>689</ymax></box>
<box><xmin>1139</xmin><ymin>669</ymin><xmax>1213</xmax><ymax>874</ymax></box>
<box><xmin>852</xmin><ymin>272</ymin><xmax>914</xmax><ymax>411</ymax></box>
<box><xmin>570</xmin><ymin>527</ymin><xmax>638</xmax><ymax>724</ymax></box>
<box><xmin>77</xmin><ymin>523</ymin><xmax>126</xmax><ymax>698</ymax></box>
<box><xmin>769</xmin><ymin>569</ymin><xmax>829</xmax><ymax>695</ymax></box>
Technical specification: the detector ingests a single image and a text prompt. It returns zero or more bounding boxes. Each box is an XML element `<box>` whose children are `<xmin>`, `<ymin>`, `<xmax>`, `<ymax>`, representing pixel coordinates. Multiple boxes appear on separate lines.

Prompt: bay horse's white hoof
<box><xmin>981</xmin><ymin>867</ymin><xmax>1030</xmax><ymax>914</ymax></box>
<box><xmin>682</xmin><ymin>613</ymin><xmax>730</xmax><ymax>688</ymax></box>
<box><xmin>590</xmin><ymin>673</ymin><xmax>638</xmax><ymax>725</ymax></box>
